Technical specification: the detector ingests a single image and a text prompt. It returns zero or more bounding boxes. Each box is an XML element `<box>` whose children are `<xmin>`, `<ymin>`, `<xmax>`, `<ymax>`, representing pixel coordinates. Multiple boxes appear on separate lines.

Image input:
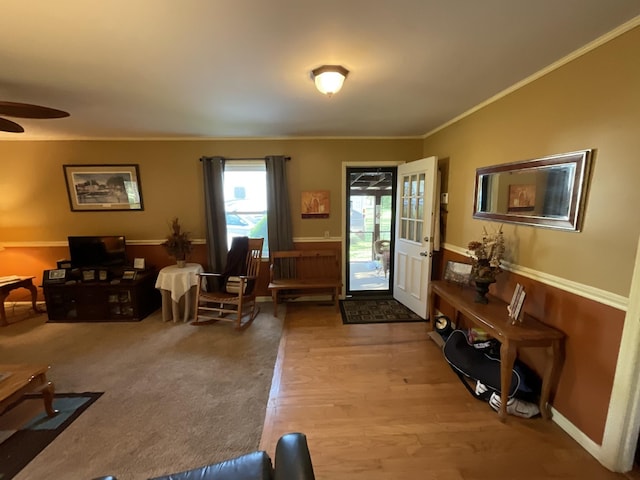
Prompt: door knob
<box><xmin>419</xmin><ymin>251</ymin><xmax>430</xmax><ymax>257</ymax></box>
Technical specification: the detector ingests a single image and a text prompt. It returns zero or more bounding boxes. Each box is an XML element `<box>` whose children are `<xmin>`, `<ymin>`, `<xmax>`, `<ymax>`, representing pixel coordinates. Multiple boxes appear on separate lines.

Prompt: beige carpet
<box><xmin>0</xmin><ymin>303</ymin><xmax>283</xmax><ymax>480</ymax></box>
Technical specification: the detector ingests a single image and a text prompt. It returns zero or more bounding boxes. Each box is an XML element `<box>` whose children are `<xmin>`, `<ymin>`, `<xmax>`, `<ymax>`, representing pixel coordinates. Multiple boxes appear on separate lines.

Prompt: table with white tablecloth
<box><xmin>154</xmin><ymin>263</ymin><xmax>204</xmax><ymax>322</ymax></box>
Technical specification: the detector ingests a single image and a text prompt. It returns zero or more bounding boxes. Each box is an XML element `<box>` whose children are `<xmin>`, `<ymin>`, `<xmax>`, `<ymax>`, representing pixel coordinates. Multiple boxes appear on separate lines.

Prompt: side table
<box><xmin>155</xmin><ymin>263</ymin><xmax>204</xmax><ymax>322</ymax></box>
<box><xmin>0</xmin><ymin>276</ymin><xmax>44</xmax><ymax>326</ymax></box>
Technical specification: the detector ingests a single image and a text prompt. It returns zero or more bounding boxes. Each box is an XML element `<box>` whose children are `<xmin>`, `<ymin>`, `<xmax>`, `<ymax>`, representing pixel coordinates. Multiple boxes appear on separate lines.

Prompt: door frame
<box><xmin>600</xmin><ymin>233</ymin><xmax>640</xmax><ymax>471</ymax></box>
<box><xmin>341</xmin><ymin>161</ymin><xmax>404</xmax><ymax>298</ymax></box>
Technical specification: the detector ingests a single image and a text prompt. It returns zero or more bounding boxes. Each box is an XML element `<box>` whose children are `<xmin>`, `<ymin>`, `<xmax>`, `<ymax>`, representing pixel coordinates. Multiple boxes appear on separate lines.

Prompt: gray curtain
<box><xmin>266</xmin><ymin>156</ymin><xmax>294</xmax><ymax>252</ymax></box>
<box><xmin>266</xmin><ymin>155</ymin><xmax>295</xmax><ymax>277</ymax></box>
<box><xmin>543</xmin><ymin>169</ymin><xmax>570</xmax><ymax>217</ymax></box>
<box><xmin>201</xmin><ymin>156</ymin><xmax>227</xmax><ymax>272</ymax></box>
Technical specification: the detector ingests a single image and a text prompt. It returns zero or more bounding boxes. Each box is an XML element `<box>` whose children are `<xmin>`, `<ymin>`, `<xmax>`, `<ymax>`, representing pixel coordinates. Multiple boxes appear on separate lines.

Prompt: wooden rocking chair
<box><xmin>192</xmin><ymin>237</ymin><xmax>264</xmax><ymax>330</ymax></box>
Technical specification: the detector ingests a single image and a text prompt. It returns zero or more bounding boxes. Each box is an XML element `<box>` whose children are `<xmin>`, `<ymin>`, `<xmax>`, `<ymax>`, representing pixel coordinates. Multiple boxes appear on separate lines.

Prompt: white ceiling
<box><xmin>1</xmin><ymin>1</ymin><xmax>639</xmax><ymax>140</ymax></box>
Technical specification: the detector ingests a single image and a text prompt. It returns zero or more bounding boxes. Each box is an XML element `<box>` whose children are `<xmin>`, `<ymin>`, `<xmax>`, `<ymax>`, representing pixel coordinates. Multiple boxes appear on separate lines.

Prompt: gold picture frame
<box><xmin>508</xmin><ymin>184</ymin><xmax>536</xmax><ymax>212</ymax></box>
<box><xmin>301</xmin><ymin>190</ymin><xmax>330</xmax><ymax>218</ymax></box>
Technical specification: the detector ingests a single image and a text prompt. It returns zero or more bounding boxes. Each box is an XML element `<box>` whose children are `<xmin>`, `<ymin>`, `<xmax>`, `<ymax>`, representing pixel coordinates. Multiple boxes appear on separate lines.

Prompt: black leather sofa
<box><xmin>93</xmin><ymin>432</ymin><xmax>315</xmax><ymax>480</ymax></box>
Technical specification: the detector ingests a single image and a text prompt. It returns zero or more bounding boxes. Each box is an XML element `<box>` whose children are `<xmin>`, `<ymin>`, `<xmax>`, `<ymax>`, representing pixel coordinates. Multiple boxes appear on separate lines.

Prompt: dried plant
<box><xmin>467</xmin><ymin>224</ymin><xmax>505</xmax><ymax>281</ymax></box>
<box><xmin>162</xmin><ymin>217</ymin><xmax>192</xmax><ymax>260</ymax></box>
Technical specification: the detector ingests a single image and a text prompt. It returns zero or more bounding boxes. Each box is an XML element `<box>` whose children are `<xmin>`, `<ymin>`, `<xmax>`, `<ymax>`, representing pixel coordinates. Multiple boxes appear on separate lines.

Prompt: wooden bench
<box><xmin>268</xmin><ymin>250</ymin><xmax>342</xmax><ymax>318</ymax></box>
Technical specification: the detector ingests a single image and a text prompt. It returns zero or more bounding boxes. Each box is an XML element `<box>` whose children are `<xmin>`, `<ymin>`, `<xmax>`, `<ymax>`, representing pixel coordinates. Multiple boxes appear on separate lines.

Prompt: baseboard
<box><xmin>427</xmin><ymin>330</ymin><xmax>445</xmax><ymax>348</ymax></box>
<box><xmin>550</xmin><ymin>406</ymin><xmax>605</xmax><ymax>466</ymax></box>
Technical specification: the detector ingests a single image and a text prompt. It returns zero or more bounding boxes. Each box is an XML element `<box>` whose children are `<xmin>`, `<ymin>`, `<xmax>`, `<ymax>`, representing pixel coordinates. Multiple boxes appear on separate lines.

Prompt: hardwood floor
<box><xmin>259</xmin><ymin>303</ymin><xmax>626</xmax><ymax>480</ymax></box>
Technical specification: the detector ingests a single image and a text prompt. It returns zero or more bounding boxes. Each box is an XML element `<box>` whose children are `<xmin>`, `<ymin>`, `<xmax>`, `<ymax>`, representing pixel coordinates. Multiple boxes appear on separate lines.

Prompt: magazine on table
<box><xmin>507</xmin><ymin>283</ymin><xmax>526</xmax><ymax>324</ymax></box>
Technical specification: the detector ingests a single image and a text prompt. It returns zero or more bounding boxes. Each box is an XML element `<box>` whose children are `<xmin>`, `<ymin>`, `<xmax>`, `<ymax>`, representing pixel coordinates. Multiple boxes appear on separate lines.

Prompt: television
<box><xmin>68</xmin><ymin>236</ymin><xmax>127</xmax><ymax>268</ymax></box>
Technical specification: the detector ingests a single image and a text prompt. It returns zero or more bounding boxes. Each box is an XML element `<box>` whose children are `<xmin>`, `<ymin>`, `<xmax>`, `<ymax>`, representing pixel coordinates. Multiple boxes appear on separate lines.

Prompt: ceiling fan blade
<box><xmin>0</xmin><ymin>117</ymin><xmax>25</xmax><ymax>133</ymax></box>
<box><xmin>0</xmin><ymin>101</ymin><xmax>69</xmax><ymax>119</ymax></box>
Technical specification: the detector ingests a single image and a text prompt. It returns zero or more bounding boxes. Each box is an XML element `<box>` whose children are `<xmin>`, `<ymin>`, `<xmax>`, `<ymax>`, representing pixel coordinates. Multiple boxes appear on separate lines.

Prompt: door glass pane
<box><xmin>417</xmin><ymin>197</ymin><xmax>424</xmax><ymax>218</ymax></box>
<box><xmin>410</xmin><ymin>198</ymin><xmax>417</xmax><ymax>220</ymax></box>
<box><xmin>418</xmin><ymin>173</ymin><xmax>425</xmax><ymax>196</ymax></box>
<box><xmin>408</xmin><ymin>220</ymin><xmax>414</xmax><ymax>240</ymax></box>
<box><xmin>380</xmin><ymin>195</ymin><xmax>392</xmax><ymax>235</ymax></box>
<box><xmin>402</xmin><ymin>198</ymin><xmax>409</xmax><ymax>218</ymax></box>
<box><xmin>411</xmin><ymin>175</ymin><xmax>418</xmax><ymax>196</ymax></box>
<box><xmin>403</xmin><ymin>176</ymin><xmax>410</xmax><ymax>196</ymax></box>
<box><xmin>415</xmin><ymin>220</ymin><xmax>424</xmax><ymax>242</ymax></box>
<box><xmin>347</xmin><ymin>167</ymin><xmax>394</xmax><ymax>295</ymax></box>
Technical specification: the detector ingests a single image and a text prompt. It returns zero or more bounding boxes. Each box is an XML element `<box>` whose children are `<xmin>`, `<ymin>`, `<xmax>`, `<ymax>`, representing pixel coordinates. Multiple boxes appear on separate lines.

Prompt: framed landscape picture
<box><xmin>63</xmin><ymin>164</ymin><xmax>144</xmax><ymax>211</ymax></box>
<box><xmin>443</xmin><ymin>261</ymin><xmax>473</xmax><ymax>285</ymax></box>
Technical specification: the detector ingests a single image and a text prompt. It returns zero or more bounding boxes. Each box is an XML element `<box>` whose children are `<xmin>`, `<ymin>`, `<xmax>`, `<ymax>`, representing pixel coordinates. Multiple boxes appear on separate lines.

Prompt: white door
<box><xmin>393</xmin><ymin>157</ymin><xmax>438</xmax><ymax>318</ymax></box>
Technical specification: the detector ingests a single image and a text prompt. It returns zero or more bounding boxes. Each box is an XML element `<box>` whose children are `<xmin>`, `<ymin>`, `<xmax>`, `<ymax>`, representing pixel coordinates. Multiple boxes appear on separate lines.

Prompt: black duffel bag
<box><xmin>443</xmin><ymin>329</ymin><xmax>539</xmax><ymax>402</ymax></box>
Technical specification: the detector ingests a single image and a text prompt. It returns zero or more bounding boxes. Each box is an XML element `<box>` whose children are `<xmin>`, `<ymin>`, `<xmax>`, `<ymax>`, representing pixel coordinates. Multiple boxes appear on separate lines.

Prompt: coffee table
<box><xmin>0</xmin><ymin>364</ymin><xmax>57</xmax><ymax>417</ymax></box>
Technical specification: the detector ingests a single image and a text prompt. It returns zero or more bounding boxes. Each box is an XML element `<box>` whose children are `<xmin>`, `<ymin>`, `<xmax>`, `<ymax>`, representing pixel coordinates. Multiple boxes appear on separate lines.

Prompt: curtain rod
<box><xmin>200</xmin><ymin>156</ymin><xmax>291</xmax><ymax>161</ymax></box>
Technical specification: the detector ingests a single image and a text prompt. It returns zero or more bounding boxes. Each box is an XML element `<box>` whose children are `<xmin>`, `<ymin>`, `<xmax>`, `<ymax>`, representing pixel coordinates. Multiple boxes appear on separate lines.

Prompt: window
<box><xmin>223</xmin><ymin>162</ymin><xmax>268</xmax><ymax>254</ymax></box>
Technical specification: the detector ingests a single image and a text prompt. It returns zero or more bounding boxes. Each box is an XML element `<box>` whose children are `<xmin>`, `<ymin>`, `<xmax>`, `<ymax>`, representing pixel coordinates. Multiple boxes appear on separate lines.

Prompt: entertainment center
<box><xmin>42</xmin><ymin>236</ymin><xmax>161</xmax><ymax>322</ymax></box>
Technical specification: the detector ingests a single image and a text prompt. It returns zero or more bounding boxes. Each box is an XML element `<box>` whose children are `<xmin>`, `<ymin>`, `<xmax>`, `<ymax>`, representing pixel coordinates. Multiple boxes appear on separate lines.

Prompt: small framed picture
<box><xmin>133</xmin><ymin>258</ymin><xmax>145</xmax><ymax>270</ymax></box>
<box><xmin>48</xmin><ymin>269</ymin><xmax>67</xmax><ymax>280</ymax></box>
<box><xmin>82</xmin><ymin>269</ymin><xmax>96</xmax><ymax>282</ymax></box>
<box><xmin>44</xmin><ymin>269</ymin><xmax>67</xmax><ymax>284</ymax></box>
<box><xmin>122</xmin><ymin>270</ymin><xmax>137</xmax><ymax>281</ymax></box>
<box><xmin>98</xmin><ymin>270</ymin><xmax>109</xmax><ymax>281</ymax></box>
<box><xmin>56</xmin><ymin>260</ymin><xmax>72</xmax><ymax>270</ymax></box>
<box><xmin>443</xmin><ymin>261</ymin><xmax>473</xmax><ymax>285</ymax></box>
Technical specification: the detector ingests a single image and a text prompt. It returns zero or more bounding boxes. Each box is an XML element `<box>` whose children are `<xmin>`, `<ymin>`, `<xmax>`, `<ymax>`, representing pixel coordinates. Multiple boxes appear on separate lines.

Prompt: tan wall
<box><xmin>0</xmin><ymin>139</ymin><xmax>420</xmax><ymax>297</ymax></box>
<box><xmin>424</xmin><ymin>26</ymin><xmax>640</xmax><ymax>298</ymax></box>
<box><xmin>0</xmin><ymin>138</ymin><xmax>421</xmax><ymax>244</ymax></box>
<box><xmin>425</xmin><ymin>27</ymin><xmax>640</xmax><ymax>444</ymax></box>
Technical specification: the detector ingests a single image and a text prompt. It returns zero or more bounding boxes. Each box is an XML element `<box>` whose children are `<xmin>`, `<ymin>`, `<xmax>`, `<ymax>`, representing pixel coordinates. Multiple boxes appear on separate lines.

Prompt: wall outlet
<box><xmin>441</xmin><ymin>192</ymin><xmax>449</xmax><ymax>204</ymax></box>
<box><xmin>324</xmin><ymin>231</ymin><xmax>330</xmax><ymax>238</ymax></box>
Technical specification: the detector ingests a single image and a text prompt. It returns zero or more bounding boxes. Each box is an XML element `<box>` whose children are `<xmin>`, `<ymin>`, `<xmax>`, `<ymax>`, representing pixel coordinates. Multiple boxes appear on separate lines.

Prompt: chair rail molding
<box><xmin>442</xmin><ymin>243</ymin><xmax>628</xmax><ymax>312</ymax></box>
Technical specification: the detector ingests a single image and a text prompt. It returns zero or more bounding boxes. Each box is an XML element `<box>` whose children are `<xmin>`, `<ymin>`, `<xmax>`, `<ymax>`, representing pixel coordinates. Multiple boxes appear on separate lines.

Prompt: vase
<box><xmin>473</xmin><ymin>278</ymin><xmax>495</xmax><ymax>304</ymax></box>
<box><xmin>176</xmin><ymin>259</ymin><xmax>186</xmax><ymax>268</ymax></box>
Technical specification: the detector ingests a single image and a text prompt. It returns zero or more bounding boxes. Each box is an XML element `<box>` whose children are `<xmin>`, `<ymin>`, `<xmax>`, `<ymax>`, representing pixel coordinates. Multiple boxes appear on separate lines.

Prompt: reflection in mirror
<box><xmin>474</xmin><ymin>150</ymin><xmax>592</xmax><ymax>231</ymax></box>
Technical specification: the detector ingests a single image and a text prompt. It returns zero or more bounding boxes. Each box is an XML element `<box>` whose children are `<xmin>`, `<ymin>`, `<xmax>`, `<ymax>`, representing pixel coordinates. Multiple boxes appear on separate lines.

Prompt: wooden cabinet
<box><xmin>43</xmin><ymin>270</ymin><xmax>160</xmax><ymax>322</ymax></box>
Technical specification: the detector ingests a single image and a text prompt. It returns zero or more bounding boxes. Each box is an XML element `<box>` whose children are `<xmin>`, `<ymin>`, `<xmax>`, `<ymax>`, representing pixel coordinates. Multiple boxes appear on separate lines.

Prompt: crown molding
<box><xmin>423</xmin><ymin>16</ymin><xmax>640</xmax><ymax>139</ymax></box>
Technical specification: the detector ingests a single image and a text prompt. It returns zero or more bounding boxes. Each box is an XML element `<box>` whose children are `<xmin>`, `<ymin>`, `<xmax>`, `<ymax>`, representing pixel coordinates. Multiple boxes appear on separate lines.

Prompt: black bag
<box><xmin>443</xmin><ymin>329</ymin><xmax>540</xmax><ymax>402</ymax></box>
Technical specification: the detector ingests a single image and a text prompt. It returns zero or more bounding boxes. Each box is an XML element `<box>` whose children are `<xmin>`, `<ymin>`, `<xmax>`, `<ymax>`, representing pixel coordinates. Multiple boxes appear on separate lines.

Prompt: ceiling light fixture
<box><xmin>310</xmin><ymin>65</ymin><xmax>349</xmax><ymax>96</ymax></box>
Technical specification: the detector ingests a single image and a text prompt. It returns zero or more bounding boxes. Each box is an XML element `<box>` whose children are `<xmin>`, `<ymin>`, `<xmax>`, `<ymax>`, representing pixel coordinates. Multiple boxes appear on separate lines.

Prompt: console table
<box><xmin>428</xmin><ymin>280</ymin><xmax>564</xmax><ymax>421</ymax></box>
<box><xmin>0</xmin><ymin>276</ymin><xmax>44</xmax><ymax>326</ymax></box>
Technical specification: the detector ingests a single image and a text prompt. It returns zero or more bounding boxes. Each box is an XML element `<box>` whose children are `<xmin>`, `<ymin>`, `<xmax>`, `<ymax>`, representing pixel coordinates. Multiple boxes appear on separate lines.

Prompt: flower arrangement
<box><xmin>162</xmin><ymin>217</ymin><xmax>192</xmax><ymax>261</ymax></box>
<box><xmin>467</xmin><ymin>224</ymin><xmax>505</xmax><ymax>282</ymax></box>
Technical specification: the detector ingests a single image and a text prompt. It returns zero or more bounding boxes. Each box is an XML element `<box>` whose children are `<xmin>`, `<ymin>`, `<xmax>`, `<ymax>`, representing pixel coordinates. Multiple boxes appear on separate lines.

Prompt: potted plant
<box><xmin>162</xmin><ymin>217</ymin><xmax>192</xmax><ymax>267</ymax></box>
<box><xmin>467</xmin><ymin>224</ymin><xmax>505</xmax><ymax>303</ymax></box>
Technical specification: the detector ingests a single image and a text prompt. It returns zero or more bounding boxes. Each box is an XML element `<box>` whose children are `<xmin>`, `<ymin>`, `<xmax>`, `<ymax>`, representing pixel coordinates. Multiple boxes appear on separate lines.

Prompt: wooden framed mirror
<box><xmin>473</xmin><ymin>150</ymin><xmax>592</xmax><ymax>231</ymax></box>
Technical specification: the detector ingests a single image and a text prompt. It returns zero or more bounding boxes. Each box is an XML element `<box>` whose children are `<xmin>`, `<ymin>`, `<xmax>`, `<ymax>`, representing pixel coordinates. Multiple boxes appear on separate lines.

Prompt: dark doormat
<box><xmin>0</xmin><ymin>392</ymin><xmax>103</xmax><ymax>479</ymax></box>
<box><xmin>340</xmin><ymin>298</ymin><xmax>426</xmax><ymax>324</ymax></box>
